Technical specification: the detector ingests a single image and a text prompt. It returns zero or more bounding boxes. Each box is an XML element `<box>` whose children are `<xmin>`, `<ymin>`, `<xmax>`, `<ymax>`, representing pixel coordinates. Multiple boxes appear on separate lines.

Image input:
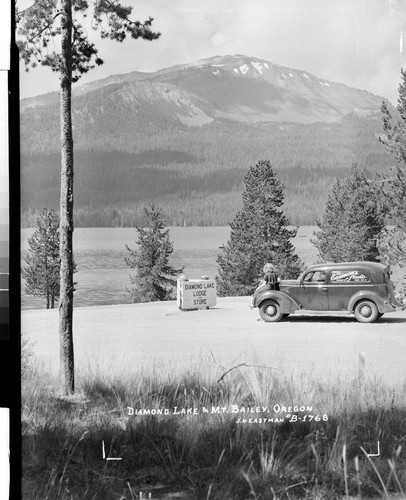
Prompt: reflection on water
<box><xmin>21</xmin><ymin>226</ymin><xmax>318</xmax><ymax>309</ymax></box>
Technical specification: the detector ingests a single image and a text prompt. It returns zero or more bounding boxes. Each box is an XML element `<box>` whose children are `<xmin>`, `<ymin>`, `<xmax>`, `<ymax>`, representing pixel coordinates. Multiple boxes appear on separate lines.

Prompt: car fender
<box><xmin>256</xmin><ymin>290</ymin><xmax>300</xmax><ymax>313</ymax></box>
<box><xmin>348</xmin><ymin>291</ymin><xmax>397</xmax><ymax>314</ymax></box>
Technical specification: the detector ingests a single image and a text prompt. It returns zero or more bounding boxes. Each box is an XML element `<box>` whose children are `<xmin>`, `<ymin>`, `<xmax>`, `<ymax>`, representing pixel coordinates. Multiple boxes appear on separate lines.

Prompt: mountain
<box><xmin>22</xmin><ymin>54</ymin><xmax>385</xmax><ymax>126</ymax></box>
<box><xmin>151</xmin><ymin>54</ymin><xmax>384</xmax><ymax>124</ymax></box>
<box><xmin>20</xmin><ymin>54</ymin><xmax>393</xmax><ymax>227</ymax></box>
<box><xmin>20</xmin><ymin>70</ymin><xmax>154</xmax><ymax>112</ymax></box>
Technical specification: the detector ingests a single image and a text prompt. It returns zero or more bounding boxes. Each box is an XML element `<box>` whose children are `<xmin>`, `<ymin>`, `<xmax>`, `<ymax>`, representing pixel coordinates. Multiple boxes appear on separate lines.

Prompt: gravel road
<box><xmin>22</xmin><ymin>297</ymin><xmax>406</xmax><ymax>384</ymax></box>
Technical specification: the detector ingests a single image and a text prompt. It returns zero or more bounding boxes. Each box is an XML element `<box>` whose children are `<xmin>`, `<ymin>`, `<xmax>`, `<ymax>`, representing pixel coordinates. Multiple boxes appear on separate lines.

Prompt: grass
<box><xmin>21</xmin><ymin>347</ymin><xmax>406</xmax><ymax>499</ymax></box>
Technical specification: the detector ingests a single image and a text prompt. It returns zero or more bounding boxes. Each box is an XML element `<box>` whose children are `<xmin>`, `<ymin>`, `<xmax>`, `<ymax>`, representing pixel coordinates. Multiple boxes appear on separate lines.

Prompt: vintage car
<box><xmin>254</xmin><ymin>262</ymin><xmax>401</xmax><ymax>323</ymax></box>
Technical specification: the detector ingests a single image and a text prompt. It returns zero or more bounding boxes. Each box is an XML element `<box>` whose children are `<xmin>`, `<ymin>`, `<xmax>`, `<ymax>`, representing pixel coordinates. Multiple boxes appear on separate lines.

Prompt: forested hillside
<box><xmin>21</xmin><ymin>113</ymin><xmax>392</xmax><ymax>227</ymax></box>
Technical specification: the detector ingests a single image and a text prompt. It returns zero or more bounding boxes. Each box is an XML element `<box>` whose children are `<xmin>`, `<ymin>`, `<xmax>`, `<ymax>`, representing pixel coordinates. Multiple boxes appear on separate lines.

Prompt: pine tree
<box><xmin>17</xmin><ymin>1</ymin><xmax>160</xmax><ymax>394</ymax></box>
<box><xmin>378</xmin><ymin>69</ymin><xmax>406</xmax><ymax>299</ymax></box>
<box><xmin>125</xmin><ymin>206</ymin><xmax>183</xmax><ymax>302</ymax></box>
<box><xmin>312</xmin><ymin>164</ymin><xmax>386</xmax><ymax>262</ymax></box>
<box><xmin>22</xmin><ymin>208</ymin><xmax>61</xmax><ymax>309</ymax></box>
<box><xmin>216</xmin><ymin>160</ymin><xmax>302</xmax><ymax>296</ymax></box>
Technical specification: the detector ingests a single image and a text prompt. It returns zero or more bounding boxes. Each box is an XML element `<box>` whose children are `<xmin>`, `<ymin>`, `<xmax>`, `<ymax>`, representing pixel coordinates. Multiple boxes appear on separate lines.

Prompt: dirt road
<box><xmin>22</xmin><ymin>297</ymin><xmax>406</xmax><ymax>384</ymax></box>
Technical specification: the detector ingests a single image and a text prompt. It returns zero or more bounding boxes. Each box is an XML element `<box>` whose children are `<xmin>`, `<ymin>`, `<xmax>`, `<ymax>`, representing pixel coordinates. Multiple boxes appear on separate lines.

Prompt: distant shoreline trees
<box><xmin>216</xmin><ymin>160</ymin><xmax>302</xmax><ymax>297</ymax></box>
<box><xmin>312</xmin><ymin>164</ymin><xmax>386</xmax><ymax>263</ymax></box>
<box><xmin>125</xmin><ymin>206</ymin><xmax>183</xmax><ymax>303</ymax></box>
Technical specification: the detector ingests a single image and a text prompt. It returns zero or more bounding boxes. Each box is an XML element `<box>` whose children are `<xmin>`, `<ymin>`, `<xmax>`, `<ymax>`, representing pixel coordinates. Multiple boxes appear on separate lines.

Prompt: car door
<box><xmin>297</xmin><ymin>270</ymin><xmax>329</xmax><ymax>310</ymax></box>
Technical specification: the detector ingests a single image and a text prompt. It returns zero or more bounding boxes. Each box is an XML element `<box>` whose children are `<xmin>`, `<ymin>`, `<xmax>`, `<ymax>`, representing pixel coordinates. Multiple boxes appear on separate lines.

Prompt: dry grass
<box><xmin>21</xmin><ymin>348</ymin><xmax>406</xmax><ymax>499</ymax></box>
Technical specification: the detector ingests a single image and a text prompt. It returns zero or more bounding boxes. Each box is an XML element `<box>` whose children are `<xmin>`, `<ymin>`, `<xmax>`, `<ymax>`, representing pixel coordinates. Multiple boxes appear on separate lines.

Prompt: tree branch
<box><xmin>20</xmin><ymin>11</ymin><xmax>62</xmax><ymax>46</ymax></box>
<box><xmin>368</xmin><ymin>177</ymin><xmax>397</xmax><ymax>184</ymax></box>
<box><xmin>217</xmin><ymin>363</ymin><xmax>275</xmax><ymax>384</ymax></box>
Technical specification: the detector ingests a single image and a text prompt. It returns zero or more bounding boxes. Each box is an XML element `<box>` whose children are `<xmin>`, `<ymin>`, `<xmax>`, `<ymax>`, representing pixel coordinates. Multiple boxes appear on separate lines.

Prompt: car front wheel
<box><xmin>259</xmin><ymin>299</ymin><xmax>283</xmax><ymax>322</ymax></box>
<box><xmin>354</xmin><ymin>300</ymin><xmax>379</xmax><ymax>323</ymax></box>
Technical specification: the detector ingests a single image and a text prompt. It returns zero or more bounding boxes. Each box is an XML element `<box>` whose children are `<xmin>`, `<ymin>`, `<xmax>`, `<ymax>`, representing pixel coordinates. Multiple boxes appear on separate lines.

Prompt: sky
<box><xmin>18</xmin><ymin>0</ymin><xmax>406</xmax><ymax>103</ymax></box>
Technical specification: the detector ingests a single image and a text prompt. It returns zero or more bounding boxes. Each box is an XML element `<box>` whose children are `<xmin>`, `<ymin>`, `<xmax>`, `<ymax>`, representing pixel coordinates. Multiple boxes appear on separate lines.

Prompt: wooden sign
<box><xmin>177</xmin><ymin>277</ymin><xmax>217</xmax><ymax>310</ymax></box>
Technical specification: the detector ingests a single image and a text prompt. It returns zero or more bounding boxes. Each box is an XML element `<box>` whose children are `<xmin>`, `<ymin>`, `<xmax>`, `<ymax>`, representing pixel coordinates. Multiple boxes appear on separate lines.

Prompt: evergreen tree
<box><xmin>22</xmin><ymin>208</ymin><xmax>61</xmax><ymax>309</ymax></box>
<box><xmin>17</xmin><ymin>0</ymin><xmax>160</xmax><ymax>394</ymax></box>
<box><xmin>312</xmin><ymin>164</ymin><xmax>385</xmax><ymax>262</ymax></box>
<box><xmin>216</xmin><ymin>160</ymin><xmax>302</xmax><ymax>296</ymax></box>
<box><xmin>378</xmin><ymin>69</ymin><xmax>406</xmax><ymax>299</ymax></box>
<box><xmin>125</xmin><ymin>206</ymin><xmax>183</xmax><ymax>302</ymax></box>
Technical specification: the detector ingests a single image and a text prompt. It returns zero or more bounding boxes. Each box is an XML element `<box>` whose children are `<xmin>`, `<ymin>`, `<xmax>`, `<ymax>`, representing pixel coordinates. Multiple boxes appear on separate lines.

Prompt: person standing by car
<box><xmin>250</xmin><ymin>263</ymin><xmax>280</xmax><ymax>308</ymax></box>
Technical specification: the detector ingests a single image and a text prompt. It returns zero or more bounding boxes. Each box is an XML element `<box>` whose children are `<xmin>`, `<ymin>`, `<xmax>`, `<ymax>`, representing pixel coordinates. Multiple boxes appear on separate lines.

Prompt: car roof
<box><xmin>304</xmin><ymin>262</ymin><xmax>387</xmax><ymax>273</ymax></box>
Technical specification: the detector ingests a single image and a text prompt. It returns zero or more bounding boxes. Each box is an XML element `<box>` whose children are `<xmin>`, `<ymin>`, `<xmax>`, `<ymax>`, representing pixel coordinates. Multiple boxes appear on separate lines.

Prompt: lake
<box><xmin>21</xmin><ymin>226</ymin><xmax>319</xmax><ymax>309</ymax></box>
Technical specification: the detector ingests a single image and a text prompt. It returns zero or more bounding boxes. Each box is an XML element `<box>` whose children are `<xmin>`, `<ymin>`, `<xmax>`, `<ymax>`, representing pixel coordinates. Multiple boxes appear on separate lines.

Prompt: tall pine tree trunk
<box><xmin>59</xmin><ymin>0</ymin><xmax>75</xmax><ymax>394</ymax></box>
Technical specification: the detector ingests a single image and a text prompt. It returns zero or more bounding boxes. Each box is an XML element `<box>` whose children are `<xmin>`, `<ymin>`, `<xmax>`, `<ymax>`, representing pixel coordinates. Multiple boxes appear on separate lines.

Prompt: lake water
<box><xmin>21</xmin><ymin>226</ymin><xmax>318</xmax><ymax>309</ymax></box>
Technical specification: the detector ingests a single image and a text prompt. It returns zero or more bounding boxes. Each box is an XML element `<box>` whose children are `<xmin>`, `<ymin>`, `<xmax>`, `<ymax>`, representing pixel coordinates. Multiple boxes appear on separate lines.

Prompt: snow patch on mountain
<box><xmin>302</xmin><ymin>73</ymin><xmax>310</xmax><ymax>80</ymax></box>
<box><xmin>250</xmin><ymin>61</ymin><xmax>264</xmax><ymax>74</ymax></box>
<box><xmin>233</xmin><ymin>68</ymin><xmax>239</xmax><ymax>74</ymax></box>
<box><xmin>239</xmin><ymin>64</ymin><xmax>249</xmax><ymax>74</ymax></box>
<box><xmin>320</xmin><ymin>81</ymin><xmax>330</xmax><ymax>87</ymax></box>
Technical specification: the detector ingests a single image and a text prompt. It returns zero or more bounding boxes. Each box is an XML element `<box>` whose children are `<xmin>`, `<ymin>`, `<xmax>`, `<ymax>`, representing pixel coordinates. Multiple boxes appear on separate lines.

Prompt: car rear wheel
<box><xmin>259</xmin><ymin>299</ymin><xmax>283</xmax><ymax>322</ymax></box>
<box><xmin>354</xmin><ymin>300</ymin><xmax>379</xmax><ymax>323</ymax></box>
